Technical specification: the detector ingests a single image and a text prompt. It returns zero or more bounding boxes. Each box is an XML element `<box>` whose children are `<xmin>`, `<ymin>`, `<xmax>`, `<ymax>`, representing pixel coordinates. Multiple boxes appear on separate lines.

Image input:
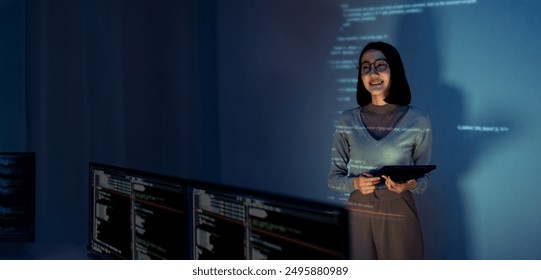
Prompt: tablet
<box><xmin>374</xmin><ymin>165</ymin><xmax>436</xmax><ymax>183</ymax></box>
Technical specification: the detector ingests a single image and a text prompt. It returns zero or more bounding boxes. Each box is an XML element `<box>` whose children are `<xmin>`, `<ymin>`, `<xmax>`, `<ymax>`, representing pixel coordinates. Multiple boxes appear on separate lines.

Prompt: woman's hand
<box><xmin>354</xmin><ymin>173</ymin><xmax>380</xmax><ymax>195</ymax></box>
<box><xmin>381</xmin><ymin>175</ymin><xmax>417</xmax><ymax>193</ymax></box>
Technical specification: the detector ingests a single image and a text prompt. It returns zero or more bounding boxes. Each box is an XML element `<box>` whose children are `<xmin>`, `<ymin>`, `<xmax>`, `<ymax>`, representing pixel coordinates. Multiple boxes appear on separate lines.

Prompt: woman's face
<box><xmin>360</xmin><ymin>49</ymin><xmax>391</xmax><ymax>103</ymax></box>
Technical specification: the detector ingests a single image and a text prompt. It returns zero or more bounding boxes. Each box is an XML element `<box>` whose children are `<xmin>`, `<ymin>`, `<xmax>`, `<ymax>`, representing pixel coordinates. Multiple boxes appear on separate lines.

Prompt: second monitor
<box><xmin>192</xmin><ymin>186</ymin><xmax>349</xmax><ymax>259</ymax></box>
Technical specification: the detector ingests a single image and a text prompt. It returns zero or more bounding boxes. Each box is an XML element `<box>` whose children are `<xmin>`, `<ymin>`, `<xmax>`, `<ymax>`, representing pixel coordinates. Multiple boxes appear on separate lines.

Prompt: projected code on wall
<box><xmin>327</xmin><ymin>0</ymin><xmax>478</xmax><ymax>119</ymax></box>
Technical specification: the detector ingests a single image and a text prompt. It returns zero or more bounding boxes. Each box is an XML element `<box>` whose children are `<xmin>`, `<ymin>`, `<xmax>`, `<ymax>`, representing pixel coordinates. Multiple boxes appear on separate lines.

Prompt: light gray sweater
<box><xmin>328</xmin><ymin>106</ymin><xmax>432</xmax><ymax>194</ymax></box>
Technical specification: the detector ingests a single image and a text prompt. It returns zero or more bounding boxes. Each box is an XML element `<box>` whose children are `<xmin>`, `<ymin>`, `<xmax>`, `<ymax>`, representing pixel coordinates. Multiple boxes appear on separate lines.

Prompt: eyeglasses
<box><xmin>357</xmin><ymin>60</ymin><xmax>388</xmax><ymax>75</ymax></box>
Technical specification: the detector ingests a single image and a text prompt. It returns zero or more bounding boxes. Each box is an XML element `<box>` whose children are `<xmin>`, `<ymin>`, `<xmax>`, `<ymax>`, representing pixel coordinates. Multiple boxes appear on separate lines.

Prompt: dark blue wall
<box><xmin>216</xmin><ymin>0</ymin><xmax>541</xmax><ymax>260</ymax></box>
<box><xmin>0</xmin><ymin>0</ymin><xmax>26</xmax><ymax>150</ymax></box>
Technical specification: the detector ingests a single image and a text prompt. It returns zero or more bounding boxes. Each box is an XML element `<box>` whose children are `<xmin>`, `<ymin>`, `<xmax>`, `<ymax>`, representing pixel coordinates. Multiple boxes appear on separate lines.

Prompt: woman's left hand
<box><xmin>381</xmin><ymin>175</ymin><xmax>417</xmax><ymax>193</ymax></box>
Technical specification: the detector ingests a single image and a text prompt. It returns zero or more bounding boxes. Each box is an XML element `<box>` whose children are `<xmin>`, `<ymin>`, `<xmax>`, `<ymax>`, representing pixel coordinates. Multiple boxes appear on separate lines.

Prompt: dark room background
<box><xmin>3</xmin><ymin>0</ymin><xmax>220</xmax><ymax>258</ymax></box>
<box><xmin>0</xmin><ymin>0</ymin><xmax>540</xmax><ymax>260</ymax></box>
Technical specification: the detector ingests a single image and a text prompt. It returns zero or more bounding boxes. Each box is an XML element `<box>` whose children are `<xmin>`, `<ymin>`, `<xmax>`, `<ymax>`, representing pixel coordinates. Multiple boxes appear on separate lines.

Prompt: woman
<box><xmin>328</xmin><ymin>42</ymin><xmax>432</xmax><ymax>259</ymax></box>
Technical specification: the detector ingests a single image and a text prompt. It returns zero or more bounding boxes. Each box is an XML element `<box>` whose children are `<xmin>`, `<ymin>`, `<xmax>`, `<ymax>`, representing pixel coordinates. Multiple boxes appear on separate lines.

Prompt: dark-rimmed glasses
<box><xmin>357</xmin><ymin>60</ymin><xmax>388</xmax><ymax>75</ymax></box>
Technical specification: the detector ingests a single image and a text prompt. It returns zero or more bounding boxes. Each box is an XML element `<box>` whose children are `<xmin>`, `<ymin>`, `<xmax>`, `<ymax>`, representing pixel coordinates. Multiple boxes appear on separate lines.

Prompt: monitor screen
<box><xmin>192</xmin><ymin>186</ymin><xmax>349</xmax><ymax>259</ymax></box>
<box><xmin>88</xmin><ymin>162</ymin><xmax>188</xmax><ymax>259</ymax></box>
<box><xmin>0</xmin><ymin>152</ymin><xmax>35</xmax><ymax>242</ymax></box>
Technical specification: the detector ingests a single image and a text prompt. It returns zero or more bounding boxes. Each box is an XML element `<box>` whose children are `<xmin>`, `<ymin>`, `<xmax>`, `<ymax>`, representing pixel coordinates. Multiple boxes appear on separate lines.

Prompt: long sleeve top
<box><xmin>328</xmin><ymin>105</ymin><xmax>432</xmax><ymax>194</ymax></box>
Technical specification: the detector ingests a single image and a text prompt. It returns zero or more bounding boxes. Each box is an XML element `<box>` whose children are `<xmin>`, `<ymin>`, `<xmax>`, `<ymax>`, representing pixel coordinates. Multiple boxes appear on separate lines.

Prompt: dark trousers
<box><xmin>347</xmin><ymin>189</ymin><xmax>424</xmax><ymax>259</ymax></box>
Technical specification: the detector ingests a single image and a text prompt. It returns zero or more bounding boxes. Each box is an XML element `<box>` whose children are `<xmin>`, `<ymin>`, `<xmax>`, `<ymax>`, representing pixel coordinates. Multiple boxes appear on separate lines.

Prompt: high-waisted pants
<box><xmin>347</xmin><ymin>189</ymin><xmax>424</xmax><ymax>260</ymax></box>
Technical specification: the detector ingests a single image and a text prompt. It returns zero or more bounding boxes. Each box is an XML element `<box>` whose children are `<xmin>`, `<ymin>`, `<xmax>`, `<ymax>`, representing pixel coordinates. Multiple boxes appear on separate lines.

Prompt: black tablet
<box><xmin>374</xmin><ymin>165</ymin><xmax>436</xmax><ymax>182</ymax></box>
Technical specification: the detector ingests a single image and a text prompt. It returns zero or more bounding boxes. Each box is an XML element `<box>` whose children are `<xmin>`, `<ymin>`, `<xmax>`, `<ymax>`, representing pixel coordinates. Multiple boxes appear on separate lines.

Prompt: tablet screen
<box><xmin>374</xmin><ymin>165</ymin><xmax>436</xmax><ymax>182</ymax></box>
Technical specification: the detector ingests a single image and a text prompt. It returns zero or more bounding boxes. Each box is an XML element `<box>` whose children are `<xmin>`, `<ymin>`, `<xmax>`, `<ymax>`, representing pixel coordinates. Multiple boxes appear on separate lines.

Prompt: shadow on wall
<box><xmin>396</xmin><ymin>11</ymin><xmax>469</xmax><ymax>259</ymax></box>
<box><xmin>397</xmin><ymin>9</ymin><xmax>514</xmax><ymax>259</ymax></box>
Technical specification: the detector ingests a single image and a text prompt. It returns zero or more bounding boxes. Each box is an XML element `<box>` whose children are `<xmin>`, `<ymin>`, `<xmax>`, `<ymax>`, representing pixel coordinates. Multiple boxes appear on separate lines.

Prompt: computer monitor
<box><xmin>88</xmin><ymin>162</ymin><xmax>188</xmax><ymax>259</ymax></box>
<box><xmin>0</xmin><ymin>152</ymin><xmax>35</xmax><ymax>242</ymax></box>
<box><xmin>191</xmin><ymin>185</ymin><xmax>349</xmax><ymax>260</ymax></box>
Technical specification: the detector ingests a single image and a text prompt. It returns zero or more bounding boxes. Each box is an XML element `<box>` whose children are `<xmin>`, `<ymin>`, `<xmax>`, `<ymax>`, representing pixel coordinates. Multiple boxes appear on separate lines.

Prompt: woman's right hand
<box><xmin>354</xmin><ymin>173</ymin><xmax>381</xmax><ymax>195</ymax></box>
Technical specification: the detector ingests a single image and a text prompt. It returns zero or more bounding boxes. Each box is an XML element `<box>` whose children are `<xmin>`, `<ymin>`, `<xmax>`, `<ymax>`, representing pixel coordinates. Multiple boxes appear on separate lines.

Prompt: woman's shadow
<box><xmin>396</xmin><ymin>11</ymin><xmax>472</xmax><ymax>259</ymax></box>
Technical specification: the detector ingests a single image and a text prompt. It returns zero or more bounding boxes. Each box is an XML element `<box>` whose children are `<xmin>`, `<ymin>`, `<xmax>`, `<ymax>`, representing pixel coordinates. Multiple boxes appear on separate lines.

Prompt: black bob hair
<box><xmin>356</xmin><ymin>42</ymin><xmax>412</xmax><ymax>106</ymax></box>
